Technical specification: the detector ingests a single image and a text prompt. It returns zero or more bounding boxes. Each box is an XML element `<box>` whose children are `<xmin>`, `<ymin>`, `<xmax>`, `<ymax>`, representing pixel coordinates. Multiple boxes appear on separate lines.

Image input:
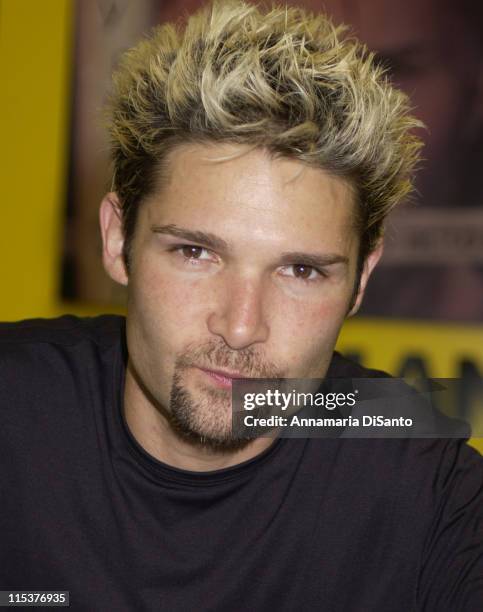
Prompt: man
<box><xmin>1</xmin><ymin>1</ymin><xmax>482</xmax><ymax>610</ymax></box>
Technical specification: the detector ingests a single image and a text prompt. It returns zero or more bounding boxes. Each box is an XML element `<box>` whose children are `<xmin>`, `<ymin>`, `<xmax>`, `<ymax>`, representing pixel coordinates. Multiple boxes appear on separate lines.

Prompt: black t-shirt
<box><xmin>0</xmin><ymin>315</ymin><xmax>482</xmax><ymax>611</ymax></box>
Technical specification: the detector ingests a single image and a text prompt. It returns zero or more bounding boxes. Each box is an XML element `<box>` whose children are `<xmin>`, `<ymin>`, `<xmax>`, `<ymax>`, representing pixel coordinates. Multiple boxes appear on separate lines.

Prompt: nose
<box><xmin>207</xmin><ymin>274</ymin><xmax>270</xmax><ymax>350</ymax></box>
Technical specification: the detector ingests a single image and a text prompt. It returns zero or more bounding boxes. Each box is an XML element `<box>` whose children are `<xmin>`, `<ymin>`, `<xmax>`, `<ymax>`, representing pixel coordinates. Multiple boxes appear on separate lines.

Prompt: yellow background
<box><xmin>1</xmin><ymin>0</ymin><xmax>482</xmax><ymax>452</ymax></box>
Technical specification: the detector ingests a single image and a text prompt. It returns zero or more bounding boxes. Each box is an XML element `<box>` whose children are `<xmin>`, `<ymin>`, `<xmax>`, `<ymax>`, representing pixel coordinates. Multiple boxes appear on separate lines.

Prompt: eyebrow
<box><xmin>278</xmin><ymin>251</ymin><xmax>349</xmax><ymax>268</ymax></box>
<box><xmin>151</xmin><ymin>224</ymin><xmax>228</xmax><ymax>251</ymax></box>
<box><xmin>151</xmin><ymin>224</ymin><xmax>348</xmax><ymax>268</ymax></box>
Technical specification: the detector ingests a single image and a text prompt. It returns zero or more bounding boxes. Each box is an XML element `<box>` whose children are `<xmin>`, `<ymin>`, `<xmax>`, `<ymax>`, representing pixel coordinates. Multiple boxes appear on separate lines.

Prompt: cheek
<box><xmin>270</xmin><ymin>293</ymin><xmax>349</xmax><ymax>371</ymax></box>
<box><xmin>126</xmin><ymin>272</ymin><xmax>209</xmax><ymax>402</ymax></box>
<box><xmin>128</xmin><ymin>263</ymin><xmax>212</xmax><ymax>354</ymax></box>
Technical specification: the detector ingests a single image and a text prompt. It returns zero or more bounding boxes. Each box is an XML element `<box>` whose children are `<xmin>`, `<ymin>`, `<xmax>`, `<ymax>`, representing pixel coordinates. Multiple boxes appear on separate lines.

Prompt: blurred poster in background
<box><xmin>63</xmin><ymin>0</ymin><xmax>483</xmax><ymax>321</ymax></box>
<box><xmin>63</xmin><ymin>0</ymin><xmax>157</xmax><ymax>304</ymax></box>
<box><xmin>322</xmin><ymin>0</ymin><xmax>483</xmax><ymax>321</ymax></box>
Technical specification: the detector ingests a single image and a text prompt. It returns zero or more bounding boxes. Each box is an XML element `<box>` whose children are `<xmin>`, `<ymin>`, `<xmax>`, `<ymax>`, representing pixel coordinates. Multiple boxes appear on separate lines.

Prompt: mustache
<box><xmin>175</xmin><ymin>341</ymin><xmax>285</xmax><ymax>379</ymax></box>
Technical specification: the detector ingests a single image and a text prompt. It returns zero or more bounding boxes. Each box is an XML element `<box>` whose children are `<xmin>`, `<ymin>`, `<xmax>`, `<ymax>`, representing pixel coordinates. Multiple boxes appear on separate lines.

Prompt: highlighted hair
<box><xmin>107</xmin><ymin>0</ymin><xmax>422</xmax><ymax>266</ymax></box>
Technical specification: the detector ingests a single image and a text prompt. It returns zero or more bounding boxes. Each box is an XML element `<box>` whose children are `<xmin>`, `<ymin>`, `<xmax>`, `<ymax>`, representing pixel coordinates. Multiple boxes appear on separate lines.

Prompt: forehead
<box><xmin>143</xmin><ymin>142</ymin><xmax>358</xmax><ymax>255</ymax></box>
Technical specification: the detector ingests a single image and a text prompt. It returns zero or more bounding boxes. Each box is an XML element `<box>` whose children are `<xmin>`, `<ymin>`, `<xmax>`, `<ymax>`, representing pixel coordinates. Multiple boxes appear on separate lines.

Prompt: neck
<box><xmin>123</xmin><ymin>363</ymin><xmax>275</xmax><ymax>472</ymax></box>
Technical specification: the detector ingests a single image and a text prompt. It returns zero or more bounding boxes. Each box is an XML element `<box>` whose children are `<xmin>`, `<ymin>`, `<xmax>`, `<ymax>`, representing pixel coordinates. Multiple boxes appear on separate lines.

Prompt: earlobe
<box><xmin>99</xmin><ymin>193</ymin><xmax>128</xmax><ymax>286</ymax></box>
<box><xmin>347</xmin><ymin>241</ymin><xmax>384</xmax><ymax>317</ymax></box>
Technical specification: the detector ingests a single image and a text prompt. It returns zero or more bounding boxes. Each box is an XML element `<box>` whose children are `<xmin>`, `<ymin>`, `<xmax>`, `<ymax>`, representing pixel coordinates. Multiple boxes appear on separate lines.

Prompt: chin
<box><xmin>168</xmin><ymin>371</ymin><xmax>253</xmax><ymax>454</ymax></box>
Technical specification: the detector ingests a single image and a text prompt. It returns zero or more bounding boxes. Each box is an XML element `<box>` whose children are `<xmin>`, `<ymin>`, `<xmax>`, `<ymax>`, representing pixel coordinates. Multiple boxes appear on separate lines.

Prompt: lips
<box><xmin>198</xmin><ymin>367</ymin><xmax>251</xmax><ymax>389</ymax></box>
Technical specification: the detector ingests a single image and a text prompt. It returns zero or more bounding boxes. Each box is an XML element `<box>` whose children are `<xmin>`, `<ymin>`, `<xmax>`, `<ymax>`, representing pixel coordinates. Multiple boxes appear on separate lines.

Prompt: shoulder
<box><xmin>401</xmin><ymin>436</ymin><xmax>483</xmax><ymax>491</ymax></box>
<box><xmin>416</xmin><ymin>437</ymin><xmax>483</xmax><ymax>607</ymax></box>
<box><xmin>0</xmin><ymin>314</ymin><xmax>125</xmax><ymax>349</ymax></box>
<box><xmin>0</xmin><ymin>316</ymin><xmax>126</xmax><ymax>493</ymax></box>
<box><xmin>0</xmin><ymin>314</ymin><xmax>125</xmax><ymax>403</ymax></box>
<box><xmin>325</xmin><ymin>351</ymin><xmax>480</xmax><ymax>475</ymax></box>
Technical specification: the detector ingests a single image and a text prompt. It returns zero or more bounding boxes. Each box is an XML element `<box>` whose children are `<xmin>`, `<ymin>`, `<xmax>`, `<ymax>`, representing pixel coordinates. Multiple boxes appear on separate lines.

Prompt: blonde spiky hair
<box><xmin>107</xmin><ymin>0</ymin><xmax>423</xmax><ymax>267</ymax></box>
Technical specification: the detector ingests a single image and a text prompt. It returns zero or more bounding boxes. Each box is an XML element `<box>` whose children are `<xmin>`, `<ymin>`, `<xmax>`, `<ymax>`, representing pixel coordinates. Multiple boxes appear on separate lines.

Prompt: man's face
<box><xmin>102</xmin><ymin>143</ymin><xmax>379</xmax><ymax>450</ymax></box>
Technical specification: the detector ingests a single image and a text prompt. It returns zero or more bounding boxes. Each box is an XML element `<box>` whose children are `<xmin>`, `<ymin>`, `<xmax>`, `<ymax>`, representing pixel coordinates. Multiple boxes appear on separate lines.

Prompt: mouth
<box><xmin>197</xmin><ymin>367</ymin><xmax>251</xmax><ymax>390</ymax></box>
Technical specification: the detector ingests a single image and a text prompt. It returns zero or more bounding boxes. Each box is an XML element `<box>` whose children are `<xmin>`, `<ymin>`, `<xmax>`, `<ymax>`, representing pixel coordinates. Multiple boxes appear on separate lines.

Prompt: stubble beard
<box><xmin>167</xmin><ymin>342</ymin><xmax>284</xmax><ymax>454</ymax></box>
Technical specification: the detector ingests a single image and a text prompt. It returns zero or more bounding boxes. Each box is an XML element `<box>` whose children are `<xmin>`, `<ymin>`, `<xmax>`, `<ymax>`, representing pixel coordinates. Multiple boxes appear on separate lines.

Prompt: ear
<box><xmin>99</xmin><ymin>193</ymin><xmax>128</xmax><ymax>286</ymax></box>
<box><xmin>347</xmin><ymin>241</ymin><xmax>384</xmax><ymax>317</ymax></box>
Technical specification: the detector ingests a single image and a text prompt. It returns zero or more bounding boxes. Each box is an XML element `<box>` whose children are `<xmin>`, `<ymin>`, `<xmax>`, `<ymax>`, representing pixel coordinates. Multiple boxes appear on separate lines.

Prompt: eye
<box><xmin>180</xmin><ymin>245</ymin><xmax>210</xmax><ymax>260</ymax></box>
<box><xmin>280</xmin><ymin>264</ymin><xmax>323</xmax><ymax>282</ymax></box>
<box><xmin>170</xmin><ymin>244</ymin><xmax>217</xmax><ymax>264</ymax></box>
